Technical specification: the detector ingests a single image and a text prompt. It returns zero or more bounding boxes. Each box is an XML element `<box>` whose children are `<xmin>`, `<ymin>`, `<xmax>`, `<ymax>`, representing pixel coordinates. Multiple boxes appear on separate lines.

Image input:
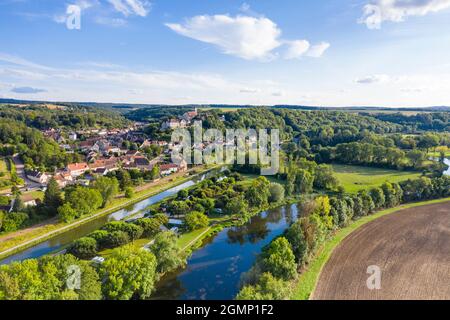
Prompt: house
<box><xmin>26</xmin><ymin>170</ymin><xmax>50</xmax><ymax>185</ymax></box>
<box><xmin>160</xmin><ymin>163</ymin><xmax>179</xmax><ymax>176</ymax></box>
<box><xmin>68</xmin><ymin>132</ymin><xmax>77</xmax><ymax>141</ymax></box>
<box><xmin>182</xmin><ymin>108</ymin><xmax>198</xmax><ymax>122</ymax></box>
<box><xmin>161</xmin><ymin>119</ymin><xmax>187</xmax><ymax>131</ymax></box>
<box><xmin>134</xmin><ymin>156</ymin><xmax>151</xmax><ymax>169</ymax></box>
<box><xmin>67</xmin><ymin>162</ymin><xmax>89</xmax><ymax>177</ymax></box>
<box><xmin>53</xmin><ymin>171</ymin><xmax>73</xmax><ymax>188</ymax></box>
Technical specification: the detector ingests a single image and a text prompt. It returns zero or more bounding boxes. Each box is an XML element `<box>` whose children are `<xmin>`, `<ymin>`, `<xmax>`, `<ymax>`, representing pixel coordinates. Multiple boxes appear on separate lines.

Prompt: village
<box><xmin>23</xmin><ymin>109</ymin><xmax>201</xmax><ymax>190</ymax></box>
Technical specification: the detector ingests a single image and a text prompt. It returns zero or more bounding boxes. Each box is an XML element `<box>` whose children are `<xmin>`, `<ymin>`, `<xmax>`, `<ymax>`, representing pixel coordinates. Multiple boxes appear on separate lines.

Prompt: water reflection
<box><xmin>152</xmin><ymin>203</ymin><xmax>300</xmax><ymax>300</ymax></box>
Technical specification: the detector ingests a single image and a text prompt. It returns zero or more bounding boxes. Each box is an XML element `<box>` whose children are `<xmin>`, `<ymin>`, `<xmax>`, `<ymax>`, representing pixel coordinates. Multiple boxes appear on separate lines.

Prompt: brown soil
<box><xmin>313</xmin><ymin>202</ymin><xmax>450</xmax><ymax>300</ymax></box>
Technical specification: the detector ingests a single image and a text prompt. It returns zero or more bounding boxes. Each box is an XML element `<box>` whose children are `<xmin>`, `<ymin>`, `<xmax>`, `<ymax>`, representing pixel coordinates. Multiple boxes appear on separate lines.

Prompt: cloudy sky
<box><xmin>1</xmin><ymin>0</ymin><xmax>450</xmax><ymax>107</ymax></box>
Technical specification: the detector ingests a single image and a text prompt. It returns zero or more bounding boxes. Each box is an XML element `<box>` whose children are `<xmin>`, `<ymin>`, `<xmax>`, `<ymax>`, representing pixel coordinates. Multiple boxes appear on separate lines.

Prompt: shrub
<box><xmin>134</xmin><ymin>218</ymin><xmax>161</xmax><ymax>237</ymax></box>
<box><xmin>103</xmin><ymin>231</ymin><xmax>130</xmax><ymax>248</ymax></box>
<box><xmin>260</xmin><ymin>237</ymin><xmax>297</xmax><ymax>281</ymax></box>
<box><xmin>1</xmin><ymin>212</ymin><xmax>28</xmax><ymax>232</ymax></box>
<box><xmin>102</xmin><ymin>221</ymin><xmax>143</xmax><ymax>240</ymax></box>
<box><xmin>124</xmin><ymin>187</ymin><xmax>134</xmax><ymax>199</ymax></box>
<box><xmin>67</xmin><ymin>237</ymin><xmax>98</xmax><ymax>260</ymax></box>
<box><xmin>236</xmin><ymin>273</ymin><xmax>290</xmax><ymax>300</ymax></box>
<box><xmin>268</xmin><ymin>183</ymin><xmax>285</xmax><ymax>203</ymax></box>
<box><xmin>184</xmin><ymin>211</ymin><xmax>209</xmax><ymax>231</ymax></box>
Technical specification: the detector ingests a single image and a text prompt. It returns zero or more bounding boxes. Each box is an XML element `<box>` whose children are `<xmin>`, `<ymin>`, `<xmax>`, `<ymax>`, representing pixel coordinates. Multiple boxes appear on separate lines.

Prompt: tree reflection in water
<box><xmin>226</xmin><ymin>207</ymin><xmax>286</xmax><ymax>245</ymax></box>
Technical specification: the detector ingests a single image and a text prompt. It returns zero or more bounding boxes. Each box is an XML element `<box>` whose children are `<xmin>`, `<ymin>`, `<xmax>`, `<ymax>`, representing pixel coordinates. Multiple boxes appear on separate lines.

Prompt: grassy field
<box><xmin>291</xmin><ymin>197</ymin><xmax>450</xmax><ymax>300</ymax></box>
<box><xmin>332</xmin><ymin>164</ymin><xmax>421</xmax><ymax>193</ymax></box>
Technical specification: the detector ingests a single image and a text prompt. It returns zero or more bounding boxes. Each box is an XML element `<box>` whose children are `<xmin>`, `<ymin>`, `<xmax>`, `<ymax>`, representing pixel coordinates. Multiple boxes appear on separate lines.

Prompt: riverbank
<box><xmin>290</xmin><ymin>197</ymin><xmax>450</xmax><ymax>300</ymax></box>
<box><xmin>0</xmin><ymin>165</ymin><xmax>217</xmax><ymax>261</ymax></box>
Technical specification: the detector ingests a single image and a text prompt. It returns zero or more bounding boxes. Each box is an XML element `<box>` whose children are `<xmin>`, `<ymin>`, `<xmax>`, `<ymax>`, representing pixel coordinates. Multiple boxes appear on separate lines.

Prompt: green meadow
<box><xmin>332</xmin><ymin>164</ymin><xmax>421</xmax><ymax>193</ymax></box>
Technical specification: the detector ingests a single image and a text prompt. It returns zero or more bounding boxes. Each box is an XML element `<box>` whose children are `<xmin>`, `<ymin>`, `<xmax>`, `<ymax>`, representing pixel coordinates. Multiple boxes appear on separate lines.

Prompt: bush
<box><xmin>87</xmin><ymin>230</ymin><xmax>109</xmax><ymax>249</ymax></box>
<box><xmin>134</xmin><ymin>218</ymin><xmax>161</xmax><ymax>237</ymax></box>
<box><xmin>1</xmin><ymin>212</ymin><xmax>28</xmax><ymax>232</ymax></box>
<box><xmin>67</xmin><ymin>237</ymin><xmax>98</xmax><ymax>260</ymax></box>
<box><xmin>124</xmin><ymin>187</ymin><xmax>134</xmax><ymax>199</ymax></box>
<box><xmin>103</xmin><ymin>231</ymin><xmax>130</xmax><ymax>248</ymax></box>
<box><xmin>102</xmin><ymin>221</ymin><xmax>143</xmax><ymax>240</ymax></box>
<box><xmin>236</xmin><ymin>273</ymin><xmax>290</xmax><ymax>300</ymax></box>
<box><xmin>58</xmin><ymin>203</ymin><xmax>78</xmax><ymax>223</ymax></box>
<box><xmin>150</xmin><ymin>231</ymin><xmax>185</xmax><ymax>273</ymax></box>
<box><xmin>0</xmin><ymin>195</ymin><xmax>9</xmax><ymax>206</ymax></box>
<box><xmin>260</xmin><ymin>237</ymin><xmax>297</xmax><ymax>281</ymax></box>
<box><xmin>184</xmin><ymin>211</ymin><xmax>209</xmax><ymax>231</ymax></box>
<box><xmin>268</xmin><ymin>183</ymin><xmax>285</xmax><ymax>203</ymax></box>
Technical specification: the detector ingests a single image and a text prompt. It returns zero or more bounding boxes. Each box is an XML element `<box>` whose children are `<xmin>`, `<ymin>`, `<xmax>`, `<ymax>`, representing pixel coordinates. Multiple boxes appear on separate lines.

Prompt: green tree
<box><xmin>93</xmin><ymin>176</ymin><xmax>119</xmax><ymax>207</ymax></box>
<box><xmin>99</xmin><ymin>245</ymin><xmax>158</xmax><ymax>300</ymax></box>
<box><xmin>57</xmin><ymin>203</ymin><xmax>78</xmax><ymax>223</ymax></box>
<box><xmin>0</xmin><ymin>254</ymin><xmax>101</xmax><ymax>300</ymax></box>
<box><xmin>294</xmin><ymin>169</ymin><xmax>314</xmax><ymax>194</ymax></box>
<box><xmin>236</xmin><ymin>273</ymin><xmax>290</xmax><ymax>300</ymax></box>
<box><xmin>43</xmin><ymin>177</ymin><xmax>63</xmax><ymax>215</ymax></box>
<box><xmin>284</xmin><ymin>219</ymin><xmax>309</xmax><ymax>265</ymax></box>
<box><xmin>124</xmin><ymin>187</ymin><xmax>134</xmax><ymax>199</ymax></box>
<box><xmin>224</xmin><ymin>194</ymin><xmax>248</xmax><ymax>216</ymax></box>
<box><xmin>370</xmin><ymin>187</ymin><xmax>386</xmax><ymax>209</ymax></box>
<box><xmin>246</xmin><ymin>176</ymin><xmax>270</xmax><ymax>208</ymax></box>
<box><xmin>67</xmin><ymin>237</ymin><xmax>98</xmax><ymax>260</ymax></box>
<box><xmin>268</xmin><ymin>183</ymin><xmax>285</xmax><ymax>203</ymax></box>
<box><xmin>65</xmin><ymin>187</ymin><xmax>103</xmax><ymax>216</ymax></box>
<box><xmin>150</xmin><ymin>231</ymin><xmax>185</xmax><ymax>274</ymax></box>
<box><xmin>314</xmin><ymin>164</ymin><xmax>339</xmax><ymax>191</ymax></box>
<box><xmin>260</xmin><ymin>237</ymin><xmax>297</xmax><ymax>281</ymax></box>
<box><xmin>11</xmin><ymin>195</ymin><xmax>24</xmax><ymax>213</ymax></box>
<box><xmin>184</xmin><ymin>211</ymin><xmax>209</xmax><ymax>231</ymax></box>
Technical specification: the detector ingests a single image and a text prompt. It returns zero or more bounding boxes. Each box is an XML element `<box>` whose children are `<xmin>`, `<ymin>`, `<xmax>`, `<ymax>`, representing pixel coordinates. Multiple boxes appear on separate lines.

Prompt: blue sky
<box><xmin>1</xmin><ymin>0</ymin><xmax>450</xmax><ymax>106</ymax></box>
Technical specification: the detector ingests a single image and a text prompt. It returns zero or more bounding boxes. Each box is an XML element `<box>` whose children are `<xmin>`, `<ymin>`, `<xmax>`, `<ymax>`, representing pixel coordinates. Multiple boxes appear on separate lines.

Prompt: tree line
<box><xmin>236</xmin><ymin>175</ymin><xmax>450</xmax><ymax>299</ymax></box>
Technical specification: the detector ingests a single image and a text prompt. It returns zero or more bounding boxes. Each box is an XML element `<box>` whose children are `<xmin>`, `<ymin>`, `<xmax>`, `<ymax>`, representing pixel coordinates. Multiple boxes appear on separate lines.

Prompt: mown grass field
<box><xmin>332</xmin><ymin>164</ymin><xmax>421</xmax><ymax>193</ymax></box>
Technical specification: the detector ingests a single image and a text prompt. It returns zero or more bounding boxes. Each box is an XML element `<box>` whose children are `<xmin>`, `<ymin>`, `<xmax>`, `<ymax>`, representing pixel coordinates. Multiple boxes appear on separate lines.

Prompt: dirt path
<box><xmin>313</xmin><ymin>202</ymin><xmax>450</xmax><ymax>300</ymax></box>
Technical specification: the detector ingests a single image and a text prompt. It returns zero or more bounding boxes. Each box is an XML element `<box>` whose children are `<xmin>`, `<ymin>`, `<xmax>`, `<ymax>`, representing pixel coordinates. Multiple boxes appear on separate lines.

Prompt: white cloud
<box><xmin>356</xmin><ymin>74</ymin><xmax>391</xmax><ymax>84</ymax></box>
<box><xmin>166</xmin><ymin>15</ymin><xmax>282</xmax><ymax>60</ymax></box>
<box><xmin>306</xmin><ymin>42</ymin><xmax>330</xmax><ymax>58</ymax></box>
<box><xmin>284</xmin><ymin>40</ymin><xmax>310</xmax><ymax>59</ymax></box>
<box><xmin>359</xmin><ymin>0</ymin><xmax>450</xmax><ymax>29</ymax></box>
<box><xmin>107</xmin><ymin>0</ymin><xmax>150</xmax><ymax>17</ymax></box>
<box><xmin>166</xmin><ymin>14</ymin><xmax>330</xmax><ymax>61</ymax></box>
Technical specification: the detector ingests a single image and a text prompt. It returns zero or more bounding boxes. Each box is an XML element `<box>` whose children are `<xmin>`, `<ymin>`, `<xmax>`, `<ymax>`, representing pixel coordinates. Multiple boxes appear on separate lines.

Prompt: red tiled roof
<box><xmin>68</xmin><ymin>162</ymin><xmax>89</xmax><ymax>171</ymax></box>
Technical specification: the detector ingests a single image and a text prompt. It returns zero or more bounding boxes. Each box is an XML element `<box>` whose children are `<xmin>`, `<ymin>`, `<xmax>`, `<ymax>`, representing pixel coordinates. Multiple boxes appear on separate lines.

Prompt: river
<box><xmin>0</xmin><ymin>168</ymin><xmax>222</xmax><ymax>265</ymax></box>
<box><xmin>151</xmin><ymin>202</ymin><xmax>302</xmax><ymax>300</ymax></box>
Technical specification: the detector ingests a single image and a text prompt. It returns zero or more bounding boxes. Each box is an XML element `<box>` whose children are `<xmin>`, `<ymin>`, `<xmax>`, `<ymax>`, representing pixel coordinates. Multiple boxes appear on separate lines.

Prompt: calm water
<box><xmin>0</xmin><ymin>169</ymin><xmax>222</xmax><ymax>265</ymax></box>
<box><xmin>152</xmin><ymin>203</ymin><xmax>302</xmax><ymax>300</ymax></box>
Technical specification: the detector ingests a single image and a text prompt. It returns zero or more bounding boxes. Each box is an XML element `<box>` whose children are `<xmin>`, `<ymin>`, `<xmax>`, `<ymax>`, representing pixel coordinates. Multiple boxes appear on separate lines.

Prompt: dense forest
<box><xmin>0</xmin><ymin>104</ymin><xmax>130</xmax><ymax>130</ymax></box>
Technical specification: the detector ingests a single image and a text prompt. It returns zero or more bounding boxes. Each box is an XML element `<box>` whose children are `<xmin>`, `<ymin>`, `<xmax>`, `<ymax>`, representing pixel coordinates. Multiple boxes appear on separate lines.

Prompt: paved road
<box><xmin>12</xmin><ymin>155</ymin><xmax>41</xmax><ymax>190</ymax></box>
<box><xmin>312</xmin><ymin>202</ymin><xmax>450</xmax><ymax>300</ymax></box>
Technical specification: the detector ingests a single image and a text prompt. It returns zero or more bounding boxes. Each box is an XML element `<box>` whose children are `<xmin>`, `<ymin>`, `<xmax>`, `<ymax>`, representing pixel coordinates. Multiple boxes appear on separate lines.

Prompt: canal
<box><xmin>0</xmin><ymin>168</ymin><xmax>223</xmax><ymax>265</ymax></box>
